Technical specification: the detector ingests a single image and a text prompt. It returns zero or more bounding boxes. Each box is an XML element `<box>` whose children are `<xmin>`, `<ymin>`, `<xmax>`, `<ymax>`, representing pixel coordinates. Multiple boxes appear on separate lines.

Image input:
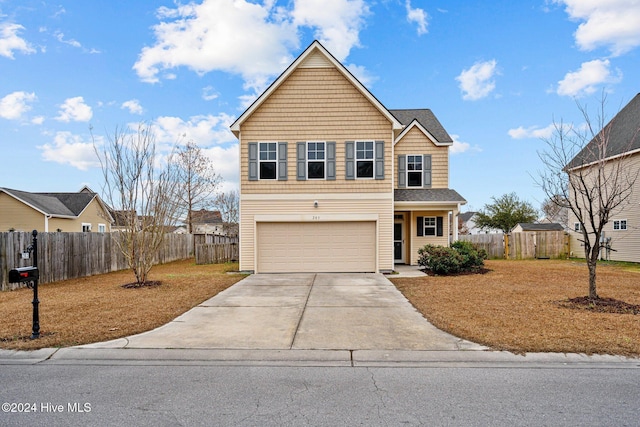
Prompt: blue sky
<box><xmin>1</xmin><ymin>0</ymin><xmax>639</xmax><ymax>212</ymax></box>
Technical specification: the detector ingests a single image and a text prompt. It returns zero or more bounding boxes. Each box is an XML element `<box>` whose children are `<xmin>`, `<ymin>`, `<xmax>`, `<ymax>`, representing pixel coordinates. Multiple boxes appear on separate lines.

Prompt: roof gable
<box><xmin>230</xmin><ymin>40</ymin><xmax>402</xmax><ymax>136</ymax></box>
<box><xmin>390</xmin><ymin>109</ymin><xmax>453</xmax><ymax>145</ymax></box>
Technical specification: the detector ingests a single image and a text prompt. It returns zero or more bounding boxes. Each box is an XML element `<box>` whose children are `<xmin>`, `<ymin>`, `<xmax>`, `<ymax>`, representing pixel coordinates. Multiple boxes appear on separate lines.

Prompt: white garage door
<box><xmin>257</xmin><ymin>222</ymin><xmax>376</xmax><ymax>273</ymax></box>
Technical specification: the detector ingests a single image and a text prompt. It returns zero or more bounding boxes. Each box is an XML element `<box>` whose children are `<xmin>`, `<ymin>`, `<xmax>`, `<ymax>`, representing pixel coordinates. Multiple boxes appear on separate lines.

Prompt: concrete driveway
<box><xmin>84</xmin><ymin>273</ymin><xmax>481</xmax><ymax>351</ymax></box>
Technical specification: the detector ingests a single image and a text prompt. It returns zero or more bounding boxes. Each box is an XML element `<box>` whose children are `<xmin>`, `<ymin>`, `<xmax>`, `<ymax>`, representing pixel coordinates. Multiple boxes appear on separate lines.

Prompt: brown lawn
<box><xmin>390</xmin><ymin>259</ymin><xmax>640</xmax><ymax>356</ymax></box>
<box><xmin>0</xmin><ymin>259</ymin><xmax>245</xmax><ymax>351</ymax></box>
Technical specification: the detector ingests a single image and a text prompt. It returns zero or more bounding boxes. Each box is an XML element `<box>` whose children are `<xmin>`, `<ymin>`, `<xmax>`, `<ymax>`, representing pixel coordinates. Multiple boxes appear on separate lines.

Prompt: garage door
<box><xmin>257</xmin><ymin>222</ymin><xmax>376</xmax><ymax>273</ymax></box>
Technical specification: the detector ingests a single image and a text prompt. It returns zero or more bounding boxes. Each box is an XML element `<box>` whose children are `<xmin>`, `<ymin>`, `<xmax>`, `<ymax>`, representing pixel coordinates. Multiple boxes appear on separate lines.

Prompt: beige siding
<box><xmin>568</xmin><ymin>153</ymin><xmax>640</xmax><ymax>263</ymax></box>
<box><xmin>48</xmin><ymin>199</ymin><xmax>111</xmax><ymax>232</ymax></box>
<box><xmin>394</xmin><ymin>126</ymin><xmax>449</xmax><ymax>189</ymax></box>
<box><xmin>240</xmin><ymin>67</ymin><xmax>393</xmax><ymax>194</ymax></box>
<box><xmin>407</xmin><ymin>210</ymin><xmax>450</xmax><ymax>265</ymax></box>
<box><xmin>0</xmin><ymin>193</ymin><xmax>44</xmax><ymax>231</ymax></box>
<box><xmin>240</xmin><ymin>194</ymin><xmax>393</xmax><ymax>272</ymax></box>
<box><xmin>0</xmin><ymin>194</ymin><xmax>111</xmax><ymax>233</ymax></box>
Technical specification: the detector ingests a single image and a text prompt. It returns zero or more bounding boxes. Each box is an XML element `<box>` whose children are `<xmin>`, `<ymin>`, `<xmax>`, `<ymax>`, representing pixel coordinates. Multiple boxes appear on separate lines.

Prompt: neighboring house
<box><xmin>230</xmin><ymin>40</ymin><xmax>466</xmax><ymax>273</ymax></box>
<box><xmin>458</xmin><ymin>211</ymin><xmax>501</xmax><ymax>235</ymax></box>
<box><xmin>511</xmin><ymin>223</ymin><xmax>565</xmax><ymax>233</ymax></box>
<box><xmin>189</xmin><ymin>209</ymin><xmax>225</xmax><ymax>235</ymax></box>
<box><xmin>0</xmin><ymin>186</ymin><xmax>113</xmax><ymax>232</ymax></box>
<box><xmin>566</xmin><ymin>93</ymin><xmax>640</xmax><ymax>263</ymax></box>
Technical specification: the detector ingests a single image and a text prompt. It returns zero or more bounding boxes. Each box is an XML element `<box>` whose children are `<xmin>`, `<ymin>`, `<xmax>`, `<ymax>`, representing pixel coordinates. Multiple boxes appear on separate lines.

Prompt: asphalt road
<box><xmin>1</xmin><ymin>362</ymin><xmax>638</xmax><ymax>426</ymax></box>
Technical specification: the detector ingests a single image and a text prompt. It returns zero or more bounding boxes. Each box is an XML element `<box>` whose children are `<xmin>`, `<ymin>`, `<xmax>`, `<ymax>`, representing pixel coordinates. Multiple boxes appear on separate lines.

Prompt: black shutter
<box><xmin>437</xmin><ymin>216</ymin><xmax>443</xmax><ymax>237</ymax></box>
<box><xmin>417</xmin><ymin>216</ymin><xmax>424</xmax><ymax>237</ymax></box>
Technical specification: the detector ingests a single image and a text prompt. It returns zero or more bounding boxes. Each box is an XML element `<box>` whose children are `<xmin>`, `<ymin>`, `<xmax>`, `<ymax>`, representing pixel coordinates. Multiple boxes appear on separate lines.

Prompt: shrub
<box><xmin>418</xmin><ymin>241</ymin><xmax>487</xmax><ymax>275</ymax></box>
<box><xmin>451</xmin><ymin>240</ymin><xmax>487</xmax><ymax>271</ymax></box>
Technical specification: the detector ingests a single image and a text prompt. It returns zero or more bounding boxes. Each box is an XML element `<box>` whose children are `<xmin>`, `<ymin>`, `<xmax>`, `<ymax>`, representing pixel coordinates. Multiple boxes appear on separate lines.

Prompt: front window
<box><xmin>307</xmin><ymin>142</ymin><xmax>325</xmax><ymax>179</ymax></box>
<box><xmin>407</xmin><ymin>155</ymin><xmax>423</xmax><ymax>187</ymax></box>
<box><xmin>259</xmin><ymin>142</ymin><xmax>277</xmax><ymax>180</ymax></box>
<box><xmin>356</xmin><ymin>141</ymin><xmax>374</xmax><ymax>178</ymax></box>
<box><xmin>613</xmin><ymin>219</ymin><xmax>627</xmax><ymax>230</ymax></box>
<box><xmin>423</xmin><ymin>217</ymin><xmax>436</xmax><ymax>236</ymax></box>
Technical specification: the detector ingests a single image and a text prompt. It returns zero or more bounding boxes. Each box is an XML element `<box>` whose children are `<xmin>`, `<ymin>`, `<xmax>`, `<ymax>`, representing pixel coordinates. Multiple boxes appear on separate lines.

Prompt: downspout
<box><xmin>44</xmin><ymin>214</ymin><xmax>51</xmax><ymax>232</ymax></box>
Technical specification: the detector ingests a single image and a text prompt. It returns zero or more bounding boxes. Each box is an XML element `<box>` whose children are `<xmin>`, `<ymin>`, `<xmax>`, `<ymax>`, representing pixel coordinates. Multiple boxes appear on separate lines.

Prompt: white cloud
<box><xmin>0</xmin><ymin>91</ymin><xmax>36</xmax><ymax>120</ymax></box>
<box><xmin>56</xmin><ymin>96</ymin><xmax>93</xmax><ymax>122</ymax></box>
<box><xmin>152</xmin><ymin>113</ymin><xmax>237</xmax><ymax>146</ymax></box>
<box><xmin>346</xmin><ymin>63</ymin><xmax>377</xmax><ymax>87</ymax></box>
<box><xmin>202</xmin><ymin>144</ymin><xmax>239</xmax><ymax>190</ymax></box>
<box><xmin>449</xmin><ymin>134</ymin><xmax>481</xmax><ymax>154</ymax></box>
<box><xmin>38</xmin><ymin>131</ymin><xmax>100</xmax><ymax>171</ymax></box>
<box><xmin>405</xmin><ymin>0</ymin><xmax>428</xmax><ymax>35</ymax></box>
<box><xmin>202</xmin><ymin>86</ymin><xmax>219</xmax><ymax>101</ymax></box>
<box><xmin>556</xmin><ymin>59</ymin><xmax>622</xmax><ymax>97</ymax></box>
<box><xmin>291</xmin><ymin>0</ymin><xmax>369</xmax><ymax>61</ymax></box>
<box><xmin>0</xmin><ymin>22</ymin><xmax>35</xmax><ymax>59</ymax></box>
<box><xmin>121</xmin><ymin>99</ymin><xmax>144</xmax><ymax>115</ymax></box>
<box><xmin>556</xmin><ymin>0</ymin><xmax>640</xmax><ymax>56</ymax></box>
<box><xmin>133</xmin><ymin>0</ymin><xmax>298</xmax><ymax>93</ymax></box>
<box><xmin>456</xmin><ymin>60</ymin><xmax>499</xmax><ymax>100</ymax></box>
<box><xmin>54</xmin><ymin>31</ymin><xmax>81</xmax><ymax>48</ymax></box>
<box><xmin>507</xmin><ymin>124</ymin><xmax>556</xmax><ymax>139</ymax></box>
<box><xmin>133</xmin><ymin>0</ymin><xmax>370</xmax><ymax>96</ymax></box>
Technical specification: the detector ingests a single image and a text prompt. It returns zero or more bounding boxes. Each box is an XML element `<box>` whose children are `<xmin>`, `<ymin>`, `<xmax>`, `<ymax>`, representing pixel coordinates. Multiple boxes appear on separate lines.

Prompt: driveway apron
<box><xmin>112</xmin><ymin>273</ymin><xmax>473</xmax><ymax>351</ymax></box>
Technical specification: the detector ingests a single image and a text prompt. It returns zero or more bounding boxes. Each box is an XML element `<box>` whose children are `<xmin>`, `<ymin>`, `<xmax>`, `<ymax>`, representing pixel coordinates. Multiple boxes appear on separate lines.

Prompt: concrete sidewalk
<box><xmin>77</xmin><ymin>273</ymin><xmax>481</xmax><ymax>352</ymax></box>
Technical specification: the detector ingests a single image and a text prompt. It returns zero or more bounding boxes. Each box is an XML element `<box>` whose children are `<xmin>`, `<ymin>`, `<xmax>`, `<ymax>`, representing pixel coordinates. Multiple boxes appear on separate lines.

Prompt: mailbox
<box><xmin>8</xmin><ymin>266</ymin><xmax>39</xmax><ymax>283</ymax></box>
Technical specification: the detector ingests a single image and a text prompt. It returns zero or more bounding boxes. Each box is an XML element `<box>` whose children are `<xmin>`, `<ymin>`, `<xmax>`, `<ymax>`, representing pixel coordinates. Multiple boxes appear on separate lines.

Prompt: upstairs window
<box><xmin>613</xmin><ymin>219</ymin><xmax>627</xmax><ymax>231</ymax></box>
<box><xmin>307</xmin><ymin>142</ymin><xmax>325</xmax><ymax>179</ymax></box>
<box><xmin>407</xmin><ymin>155</ymin><xmax>423</xmax><ymax>187</ymax></box>
<box><xmin>356</xmin><ymin>141</ymin><xmax>374</xmax><ymax>178</ymax></box>
<box><xmin>82</xmin><ymin>223</ymin><xmax>92</xmax><ymax>232</ymax></box>
<box><xmin>259</xmin><ymin>142</ymin><xmax>277</xmax><ymax>180</ymax></box>
<box><xmin>574</xmin><ymin>222</ymin><xmax>581</xmax><ymax>232</ymax></box>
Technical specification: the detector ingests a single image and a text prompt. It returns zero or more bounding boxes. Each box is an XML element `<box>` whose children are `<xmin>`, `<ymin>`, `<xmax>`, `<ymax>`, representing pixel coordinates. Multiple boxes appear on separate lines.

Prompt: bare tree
<box><xmin>541</xmin><ymin>195</ymin><xmax>568</xmax><ymax>226</ymax></box>
<box><xmin>215</xmin><ymin>189</ymin><xmax>239</xmax><ymax>237</ymax></box>
<box><xmin>174</xmin><ymin>140</ymin><xmax>222</xmax><ymax>234</ymax></box>
<box><xmin>537</xmin><ymin>96</ymin><xmax>639</xmax><ymax>299</ymax></box>
<box><xmin>95</xmin><ymin>123</ymin><xmax>181</xmax><ymax>285</ymax></box>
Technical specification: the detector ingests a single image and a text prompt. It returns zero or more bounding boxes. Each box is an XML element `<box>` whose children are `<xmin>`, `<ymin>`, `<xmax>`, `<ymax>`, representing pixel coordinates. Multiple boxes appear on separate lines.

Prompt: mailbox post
<box><xmin>8</xmin><ymin>230</ymin><xmax>40</xmax><ymax>339</ymax></box>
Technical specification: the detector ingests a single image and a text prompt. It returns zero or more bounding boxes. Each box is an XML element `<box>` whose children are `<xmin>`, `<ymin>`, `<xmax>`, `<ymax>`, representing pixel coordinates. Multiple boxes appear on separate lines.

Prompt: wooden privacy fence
<box><xmin>459</xmin><ymin>231</ymin><xmax>570</xmax><ymax>260</ymax></box>
<box><xmin>0</xmin><ymin>231</ymin><xmax>194</xmax><ymax>291</ymax></box>
<box><xmin>195</xmin><ymin>243</ymin><xmax>239</xmax><ymax>265</ymax></box>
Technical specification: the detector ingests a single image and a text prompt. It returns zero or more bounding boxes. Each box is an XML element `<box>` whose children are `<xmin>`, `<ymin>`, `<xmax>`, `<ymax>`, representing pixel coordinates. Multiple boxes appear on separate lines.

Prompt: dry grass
<box><xmin>0</xmin><ymin>259</ymin><xmax>245</xmax><ymax>351</ymax></box>
<box><xmin>391</xmin><ymin>259</ymin><xmax>640</xmax><ymax>356</ymax></box>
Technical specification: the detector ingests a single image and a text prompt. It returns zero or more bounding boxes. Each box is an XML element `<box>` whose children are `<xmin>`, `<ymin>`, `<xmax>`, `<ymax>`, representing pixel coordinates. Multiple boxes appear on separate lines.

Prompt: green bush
<box><xmin>451</xmin><ymin>240</ymin><xmax>487</xmax><ymax>271</ymax></box>
<box><xmin>418</xmin><ymin>241</ymin><xmax>487</xmax><ymax>275</ymax></box>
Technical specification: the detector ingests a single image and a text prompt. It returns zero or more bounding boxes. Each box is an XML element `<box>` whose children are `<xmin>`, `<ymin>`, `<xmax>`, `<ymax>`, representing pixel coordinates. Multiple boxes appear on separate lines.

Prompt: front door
<box><xmin>394</xmin><ymin>222</ymin><xmax>404</xmax><ymax>263</ymax></box>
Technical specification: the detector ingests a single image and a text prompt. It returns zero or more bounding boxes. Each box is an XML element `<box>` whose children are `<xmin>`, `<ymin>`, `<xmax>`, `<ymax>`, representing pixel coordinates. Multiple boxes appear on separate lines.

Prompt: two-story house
<box><xmin>566</xmin><ymin>93</ymin><xmax>640</xmax><ymax>262</ymax></box>
<box><xmin>231</xmin><ymin>41</ymin><xmax>466</xmax><ymax>273</ymax></box>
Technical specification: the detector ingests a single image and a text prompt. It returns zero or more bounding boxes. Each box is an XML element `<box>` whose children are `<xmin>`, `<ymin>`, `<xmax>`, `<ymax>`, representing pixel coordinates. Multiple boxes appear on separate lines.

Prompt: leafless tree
<box><xmin>94</xmin><ymin>123</ymin><xmax>181</xmax><ymax>285</ymax></box>
<box><xmin>537</xmin><ymin>96</ymin><xmax>639</xmax><ymax>299</ymax></box>
<box><xmin>541</xmin><ymin>195</ymin><xmax>568</xmax><ymax>226</ymax></box>
<box><xmin>215</xmin><ymin>189</ymin><xmax>239</xmax><ymax>237</ymax></box>
<box><xmin>174</xmin><ymin>140</ymin><xmax>222</xmax><ymax>234</ymax></box>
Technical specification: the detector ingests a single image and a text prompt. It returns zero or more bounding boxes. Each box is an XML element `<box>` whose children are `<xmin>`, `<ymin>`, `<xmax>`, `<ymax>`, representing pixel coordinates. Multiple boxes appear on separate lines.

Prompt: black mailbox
<box><xmin>8</xmin><ymin>266</ymin><xmax>39</xmax><ymax>283</ymax></box>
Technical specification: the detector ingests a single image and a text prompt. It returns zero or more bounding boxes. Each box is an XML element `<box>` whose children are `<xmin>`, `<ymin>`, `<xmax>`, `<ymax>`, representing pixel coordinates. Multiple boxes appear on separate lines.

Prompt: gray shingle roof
<box><xmin>1</xmin><ymin>188</ymin><xmax>95</xmax><ymax>217</ymax></box>
<box><xmin>567</xmin><ymin>93</ymin><xmax>640</xmax><ymax>168</ymax></box>
<box><xmin>515</xmin><ymin>223</ymin><xmax>564</xmax><ymax>231</ymax></box>
<box><xmin>389</xmin><ymin>109</ymin><xmax>453</xmax><ymax>144</ymax></box>
<box><xmin>394</xmin><ymin>188</ymin><xmax>466</xmax><ymax>203</ymax></box>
